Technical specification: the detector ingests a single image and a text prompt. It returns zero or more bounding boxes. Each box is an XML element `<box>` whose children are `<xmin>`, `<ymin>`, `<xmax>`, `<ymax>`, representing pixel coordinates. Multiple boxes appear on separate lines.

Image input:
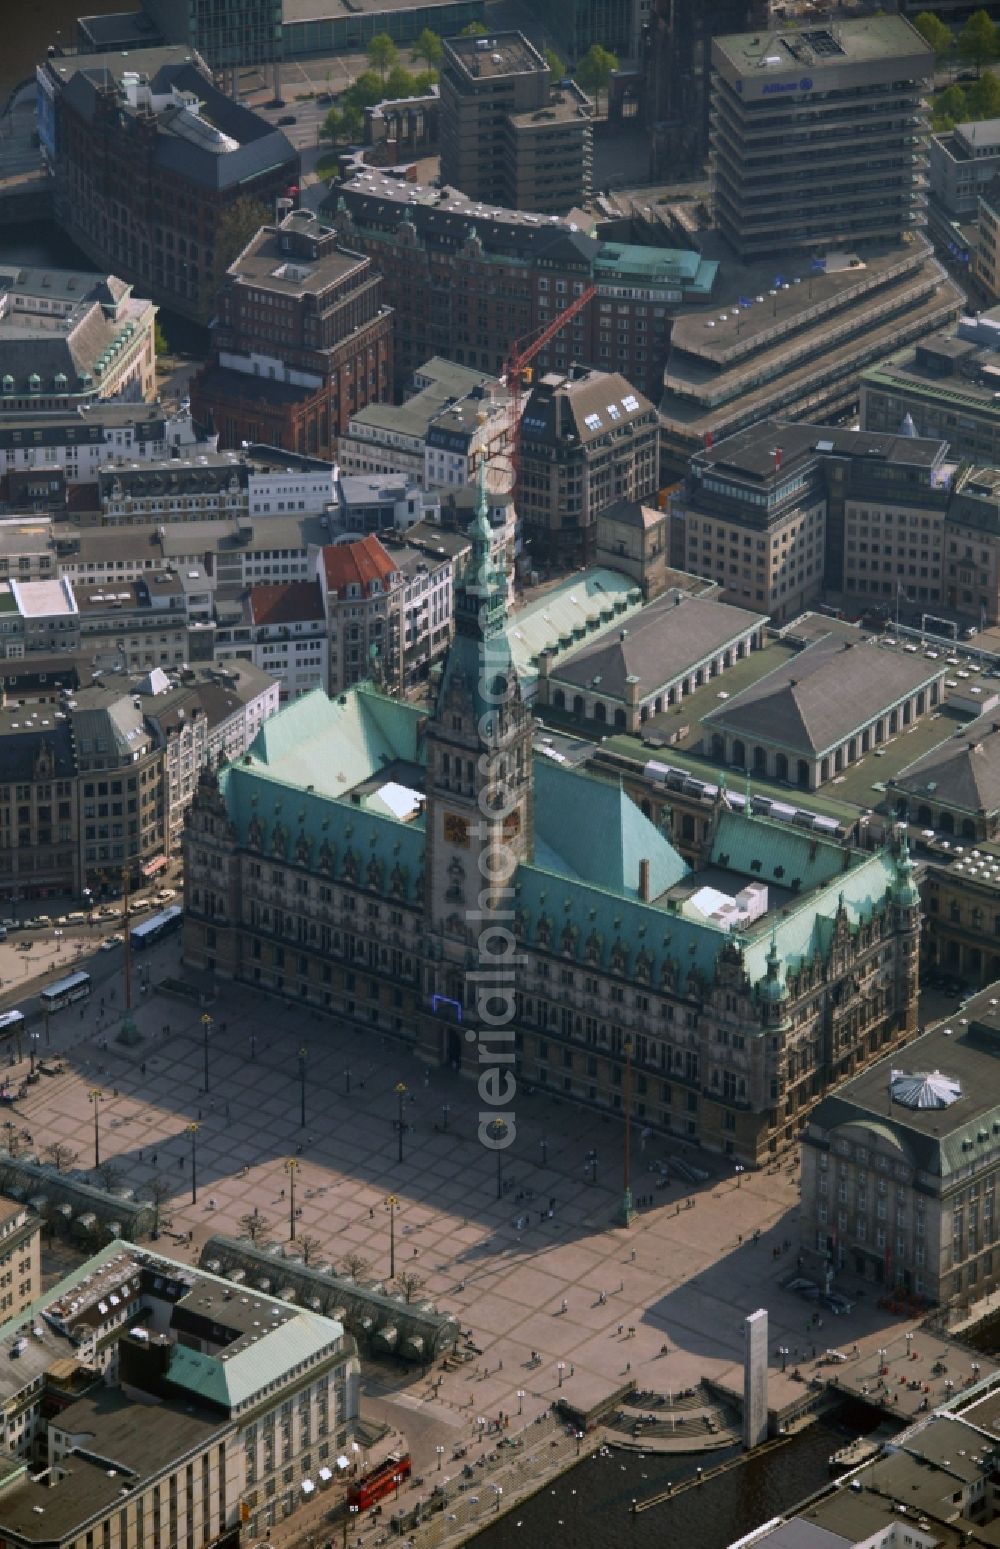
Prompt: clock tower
<box><xmin>424</xmin><ymin>468</ymin><xmax>534</xmax><ymax>946</ymax></box>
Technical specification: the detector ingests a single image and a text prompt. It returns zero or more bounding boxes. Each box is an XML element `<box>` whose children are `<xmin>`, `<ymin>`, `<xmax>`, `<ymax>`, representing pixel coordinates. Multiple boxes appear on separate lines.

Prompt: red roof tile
<box><xmin>321</xmin><ymin>535</ymin><xmax>399</xmax><ymax>597</ymax></box>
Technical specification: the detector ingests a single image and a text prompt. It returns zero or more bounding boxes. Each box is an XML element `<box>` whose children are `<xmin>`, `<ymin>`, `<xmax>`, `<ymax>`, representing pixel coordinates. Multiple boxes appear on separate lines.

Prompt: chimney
<box><xmin>773</xmin><ymin>446</ymin><xmax>783</xmax><ymax>473</ymax></box>
<box><xmin>639</xmin><ymin>858</ymin><xmax>651</xmax><ymax>902</ymax></box>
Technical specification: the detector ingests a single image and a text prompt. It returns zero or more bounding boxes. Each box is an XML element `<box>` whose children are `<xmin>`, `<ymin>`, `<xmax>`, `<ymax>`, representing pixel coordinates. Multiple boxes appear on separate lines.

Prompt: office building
<box><xmin>38</xmin><ymin>47</ymin><xmax>298</xmax><ymax>324</ymax></box>
<box><xmin>675</xmin><ymin>420</ymin><xmax>957</xmax><ymax>623</ymax></box>
<box><xmin>519</xmin><ymin>367</ymin><xmax>659</xmax><ymax>565</ymax></box>
<box><xmin>139</xmin><ymin>0</ymin><xmax>282</xmax><ymax>85</ymax></box>
<box><xmin>182</xmin><ymin>492</ymin><xmax>921</xmax><ymax>1165</ymax></box>
<box><xmin>643</xmin><ymin>0</ymin><xmax>766</xmax><ymax>175</ymax></box>
<box><xmin>191</xmin><ymin>210</ymin><xmax>393</xmax><ymax>460</ymax></box>
<box><xmin>0</xmin><ymin>1201</ymin><xmax>41</xmax><ymax>1323</ymax></box>
<box><xmin>0</xmin><ymin>403</ymin><xmax>215</xmax><ymax>499</ymax></box>
<box><xmin>329</xmin><ymin>170</ymin><xmax>717</xmax><ymax>400</ymax></box>
<box><xmin>0</xmin><ymin>1241</ymin><xmax>358</xmax><ymax>1546</ymax></box>
<box><xmin>930</xmin><ymin>118</ymin><xmax>1000</xmax><ymax>225</ymax></box>
<box><xmin>710</xmin><ymin>16</ymin><xmax>931</xmax><ymax>265</ymax></box>
<box><xmin>862</xmin><ymin>309</ymin><xmax>1000</xmax><ymax>469</ymax></box>
<box><xmin>215</xmin><ymin>580</ymin><xmax>329</xmax><ymax>703</ymax></box>
<box><xmin>0</xmin><ymin>268</ymin><xmax>156</xmax><ymax>412</ymax></box>
<box><xmin>440</xmin><ymin>32</ymin><xmax>592</xmax><ymax>216</ymax></box>
<box><xmin>801</xmin><ymin>984</ymin><xmax>1000</xmax><ymax>1304</ymax></box>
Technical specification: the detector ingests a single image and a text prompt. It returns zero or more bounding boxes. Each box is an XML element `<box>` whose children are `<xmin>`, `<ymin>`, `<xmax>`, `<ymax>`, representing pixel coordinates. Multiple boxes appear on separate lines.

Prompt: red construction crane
<box><xmin>490</xmin><ymin>283</ymin><xmax>597</xmax><ymax>498</ymax></box>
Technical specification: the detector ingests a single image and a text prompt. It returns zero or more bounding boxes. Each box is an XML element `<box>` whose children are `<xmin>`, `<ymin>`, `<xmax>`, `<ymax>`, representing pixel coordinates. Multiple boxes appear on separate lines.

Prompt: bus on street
<box><xmin>39</xmin><ymin>972</ymin><xmax>92</xmax><ymax>1013</ymax></box>
<box><xmin>130</xmin><ymin>905</ymin><xmax>182</xmax><ymax>951</ymax></box>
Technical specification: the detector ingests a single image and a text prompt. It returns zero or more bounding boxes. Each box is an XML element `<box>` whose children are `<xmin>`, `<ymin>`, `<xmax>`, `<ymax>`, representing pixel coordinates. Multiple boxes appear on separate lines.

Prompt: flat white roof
<box><xmin>10</xmin><ymin>577</ymin><xmax>78</xmax><ymax>618</ymax></box>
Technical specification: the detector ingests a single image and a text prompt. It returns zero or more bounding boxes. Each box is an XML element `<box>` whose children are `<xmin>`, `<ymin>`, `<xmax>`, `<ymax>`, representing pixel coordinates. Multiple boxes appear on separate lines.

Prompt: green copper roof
<box><xmin>594</xmin><ymin>242</ymin><xmax>718</xmax><ymax>296</ymax></box>
<box><xmin>167</xmin><ymin>1307</ymin><xmax>343</xmax><ymax>1412</ymax></box>
<box><xmin>239</xmin><ymin>684</ymin><xmax>423</xmax><ymax>794</ymax></box>
<box><xmin>533</xmin><ymin>758</ymin><xmax>688</xmax><ymax>898</ymax></box>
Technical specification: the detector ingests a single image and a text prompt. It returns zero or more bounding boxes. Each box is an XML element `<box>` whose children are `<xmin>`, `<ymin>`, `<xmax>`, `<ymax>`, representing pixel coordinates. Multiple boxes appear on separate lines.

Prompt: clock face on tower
<box><xmin>443</xmin><ymin>812</ymin><xmax>470</xmax><ymax>847</ymax></box>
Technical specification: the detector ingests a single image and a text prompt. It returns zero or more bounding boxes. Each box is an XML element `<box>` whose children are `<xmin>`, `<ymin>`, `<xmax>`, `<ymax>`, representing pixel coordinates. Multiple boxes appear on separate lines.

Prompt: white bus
<box><xmin>130</xmin><ymin>905</ymin><xmax>182</xmax><ymax>951</ymax></box>
<box><xmin>39</xmin><ymin>972</ymin><xmax>92</xmax><ymax>1013</ymax></box>
<box><xmin>0</xmin><ymin>1010</ymin><xmax>25</xmax><ymax>1041</ymax></box>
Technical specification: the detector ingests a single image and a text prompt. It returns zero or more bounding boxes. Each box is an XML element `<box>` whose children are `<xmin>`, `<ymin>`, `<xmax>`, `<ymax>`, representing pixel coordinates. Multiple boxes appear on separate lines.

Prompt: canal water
<box><xmin>470</xmin><ymin>1403</ymin><xmax>891</xmax><ymax>1549</ymax></box>
<box><xmin>0</xmin><ymin>1</ymin><xmax>137</xmax><ymax>101</ymax></box>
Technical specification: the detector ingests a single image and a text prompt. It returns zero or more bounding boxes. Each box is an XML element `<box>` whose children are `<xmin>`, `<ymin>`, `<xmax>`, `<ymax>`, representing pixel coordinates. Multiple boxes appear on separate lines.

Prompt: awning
<box><xmin>319</xmin><ymin>1466</ymin><xmax>333</xmax><ymax>1482</ymax></box>
<box><xmin>142</xmin><ymin>855</ymin><xmax>168</xmax><ymax>878</ymax></box>
<box><xmin>335</xmin><ymin>1457</ymin><xmax>349</xmax><ymax>1471</ymax></box>
<box><xmin>301</xmin><ymin>1479</ymin><xmax>315</xmax><ymax>1496</ymax></box>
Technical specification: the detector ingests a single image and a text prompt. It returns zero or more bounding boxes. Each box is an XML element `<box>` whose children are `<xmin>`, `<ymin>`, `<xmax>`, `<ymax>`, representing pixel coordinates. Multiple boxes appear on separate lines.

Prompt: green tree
<box><xmin>210</xmin><ymin>197</ymin><xmax>269</xmax><ymax>309</ymax></box>
<box><xmin>968</xmin><ymin>68</ymin><xmax>1000</xmax><ymax>117</ymax></box>
<box><xmin>412</xmin><ymin>27</ymin><xmax>443</xmax><ymax>69</ymax></box>
<box><xmin>412</xmin><ymin>69</ymin><xmax>439</xmax><ymax>95</ymax></box>
<box><xmin>913</xmin><ymin>11</ymin><xmax>953</xmax><ymax>63</ymax></box>
<box><xmin>368</xmin><ymin>31</ymin><xmax>399</xmax><ymax>82</ymax></box>
<box><xmin>576</xmin><ymin>43</ymin><xmax>619</xmax><ymax>112</ymax></box>
<box><xmin>345</xmin><ymin>70</ymin><xmax>387</xmax><ymax>112</ymax></box>
<box><xmin>957</xmin><ymin>9</ymin><xmax>998</xmax><ymax>74</ymax></box>
<box><xmin>934</xmin><ymin>81</ymin><xmax>968</xmax><ymax>128</ymax></box>
<box><xmin>385</xmin><ymin>64</ymin><xmax>417</xmax><ymax>99</ymax></box>
<box><xmin>543</xmin><ymin>46</ymin><xmax>566</xmax><ymax>80</ymax></box>
<box><xmin>460</xmin><ymin>21</ymin><xmax>487</xmax><ymax>36</ymax></box>
<box><xmin>153</xmin><ymin>319</ymin><xmax>169</xmax><ymax>357</ymax></box>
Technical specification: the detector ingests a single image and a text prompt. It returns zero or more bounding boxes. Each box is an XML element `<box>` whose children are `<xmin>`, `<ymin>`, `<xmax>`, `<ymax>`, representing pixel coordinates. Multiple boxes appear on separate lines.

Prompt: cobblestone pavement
<box><xmin>9</xmin><ymin>949</ymin><xmax>990</xmax><ymax>1539</ymax></box>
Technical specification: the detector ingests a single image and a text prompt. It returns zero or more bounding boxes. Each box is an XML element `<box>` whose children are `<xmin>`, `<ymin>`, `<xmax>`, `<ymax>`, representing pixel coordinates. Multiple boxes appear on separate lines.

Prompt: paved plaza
<box><xmin>3</xmin><ymin>936</ymin><xmax>994</xmax><ymax>1523</ymax></box>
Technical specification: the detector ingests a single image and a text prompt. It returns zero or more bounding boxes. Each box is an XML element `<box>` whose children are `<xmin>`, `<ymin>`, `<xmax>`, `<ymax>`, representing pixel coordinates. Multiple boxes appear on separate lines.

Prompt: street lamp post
<box><xmin>298</xmin><ymin>1046</ymin><xmax>307</xmax><ymax>1128</ymax></box>
<box><xmin>394</xmin><ymin>1081</ymin><xmax>407</xmax><ymax>1163</ymax></box>
<box><xmin>29</xmin><ymin>1031</ymin><xmax>39</xmax><ymax>1076</ymax></box>
<box><xmin>517</xmin><ymin>1389</ymin><xmax>525</xmax><ymax>1416</ymax></box>
<box><xmin>90</xmin><ymin>1088</ymin><xmax>102</xmax><ymax>1168</ymax></box>
<box><xmin>384</xmin><ymin>1194</ymin><xmax>398</xmax><ymax>1280</ymax></box>
<box><xmin>735</xmin><ymin>1164</ymin><xmax>746</xmax><ymax>1188</ymax></box>
<box><xmin>441</xmin><ymin>1103</ymin><xmax>450</xmax><ymax>1132</ymax></box>
<box><xmin>286</xmin><ymin>1157</ymin><xmax>299</xmax><ymax>1241</ymax></box>
<box><xmin>557</xmin><ymin>1362</ymin><xmax>566</xmax><ymax>1388</ymax></box>
<box><xmin>586</xmin><ymin>1148</ymin><xmax>598</xmax><ymax>1185</ymax></box>
<box><xmin>488</xmin><ymin>1117</ymin><xmax>508</xmax><ymax>1198</ymax></box>
<box><xmin>435</xmin><ymin>1446</ymin><xmax>444</xmax><ymax>1471</ymax></box>
<box><xmin>778</xmin><ymin>1345</ymin><xmax>789</xmax><ymax>1373</ymax></box>
<box><xmin>200</xmin><ymin>1013</ymin><xmax>212</xmax><ymax>1093</ymax></box>
<box><xmin>187</xmin><ymin>1121</ymin><xmax>199</xmax><ymax>1205</ymax></box>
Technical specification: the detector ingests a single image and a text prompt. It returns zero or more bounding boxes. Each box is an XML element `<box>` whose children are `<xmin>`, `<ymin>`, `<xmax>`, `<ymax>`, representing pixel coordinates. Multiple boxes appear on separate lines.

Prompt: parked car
<box><xmin>100</xmin><ymin>934</ymin><xmax>124</xmax><ymax>952</ymax></box>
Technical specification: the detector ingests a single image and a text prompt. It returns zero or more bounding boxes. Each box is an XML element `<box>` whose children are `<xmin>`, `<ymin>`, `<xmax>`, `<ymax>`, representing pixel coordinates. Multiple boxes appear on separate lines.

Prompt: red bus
<box><xmin>347</xmin><ymin>1454</ymin><xmax>412</xmax><ymax>1511</ymax></box>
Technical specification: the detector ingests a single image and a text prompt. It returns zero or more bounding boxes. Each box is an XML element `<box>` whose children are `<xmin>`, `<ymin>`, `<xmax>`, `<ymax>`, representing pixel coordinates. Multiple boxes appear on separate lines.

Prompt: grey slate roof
<box><xmin>893</xmin><ymin>711</ymin><xmax>1000</xmax><ymax>817</ymax></box>
<box><xmin>704</xmin><ymin>634</ymin><xmax>945</xmax><ymax>758</ymax></box>
<box><xmin>550</xmin><ymin>590</ymin><xmax>764</xmax><ymax>701</ymax></box>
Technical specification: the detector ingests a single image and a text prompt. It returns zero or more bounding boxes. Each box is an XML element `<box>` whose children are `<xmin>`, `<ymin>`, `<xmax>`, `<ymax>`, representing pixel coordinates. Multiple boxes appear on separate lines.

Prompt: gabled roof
<box><xmin>321</xmin><ymin>536</ymin><xmax>399</xmax><ymax>597</ymax></box>
<box><xmin>237</xmin><ymin>683</ymin><xmax>422</xmax><ymax>795</ymax></box>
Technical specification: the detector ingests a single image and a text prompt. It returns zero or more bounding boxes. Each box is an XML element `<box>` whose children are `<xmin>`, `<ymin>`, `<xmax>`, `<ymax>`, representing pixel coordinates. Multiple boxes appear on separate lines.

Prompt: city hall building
<box><xmin>183</xmin><ymin>491</ymin><xmax>922</xmax><ymax>1164</ymax></box>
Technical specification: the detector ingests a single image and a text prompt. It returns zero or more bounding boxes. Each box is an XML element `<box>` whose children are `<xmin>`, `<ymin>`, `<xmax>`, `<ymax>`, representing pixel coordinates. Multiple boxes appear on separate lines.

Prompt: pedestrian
<box><xmin>280</xmin><ymin>1188</ymin><xmax>285</xmax><ymax>1199</ymax></box>
<box><xmin>370</xmin><ymin>1207</ymin><xmax>374</xmax><ymax>1220</ymax></box>
<box><xmin>560</xmin><ymin>1298</ymin><xmax>567</xmax><ymax>1314</ymax></box>
<box><xmin>151</xmin><ymin>1152</ymin><xmax>157</xmax><ymax>1165</ymax></box>
<box><xmin>618</xmin><ymin>1324</ymin><xmax>624</xmax><ymax>1336</ymax></box>
<box><xmin>738</xmin><ymin>1233</ymin><xmax>743</xmax><ymax>1246</ymax></box>
<box><xmin>631</xmin><ymin>1248</ymin><xmax>636</xmax><ymax>1262</ymax></box>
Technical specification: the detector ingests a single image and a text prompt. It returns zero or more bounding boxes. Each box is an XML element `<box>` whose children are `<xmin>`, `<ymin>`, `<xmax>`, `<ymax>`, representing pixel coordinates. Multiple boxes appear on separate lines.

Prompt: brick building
<box><xmin>38</xmin><ymin>47</ymin><xmax>299</xmax><ymax>325</ymax></box>
<box><xmin>191</xmin><ymin>209</ymin><xmax>393</xmax><ymax>460</ymax></box>
<box><xmin>328</xmin><ymin>170</ymin><xmax>717</xmax><ymax>400</ymax></box>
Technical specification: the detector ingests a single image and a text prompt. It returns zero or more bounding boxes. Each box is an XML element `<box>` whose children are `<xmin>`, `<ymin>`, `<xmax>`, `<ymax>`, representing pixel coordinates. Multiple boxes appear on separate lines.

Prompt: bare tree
<box><xmin>238</xmin><ymin>1209</ymin><xmax>270</xmax><ymax>1245</ymax></box>
<box><xmin>394</xmin><ymin>1270</ymin><xmax>425</xmax><ymax>1304</ymax></box>
<box><xmin>296</xmin><ymin>1233</ymin><xmax>323</xmax><ymax>1266</ymax></box>
<box><xmin>144</xmin><ymin>1174</ymin><xmax>172</xmax><ymax>1239</ymax></box>
<box><xmin>43</xmin><ymin>1142</ymin><xmax>78</xmax><ymax>1173</ymax></box>
<box><xmin>343</xmin><ymin>1251</ymin><xmax>370</xmax><ymax>1283</ymax></box>
<box><xmin>94</xmin><ymin>1160</ymin><xmax>123</xmax><ymax>1192</ymax></box>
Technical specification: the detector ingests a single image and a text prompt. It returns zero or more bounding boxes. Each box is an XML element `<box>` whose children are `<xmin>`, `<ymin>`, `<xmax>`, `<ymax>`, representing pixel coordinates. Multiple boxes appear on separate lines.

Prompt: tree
<box><xmin>153</xmin><ymin>319</ymin><xmax>170</xmax><ymax>358</ymax></box>
<box><xmin>295</xmin><ymin>1233</ymin><xmax>323</xmax><ymax>1266</ymax></box>
<box><xmin>543</xmin><ymin>47</ymin><xmax>566</xmax><ymax>80</ymax></box>
<box><xmin>385</xmin><ymin>65</ymin><xmax>418</xmax><ymax>100</ymax></box>
<box><xmin>933</xmin><ymin>81</ymin><xmax>968</xmax><ymax>128</ymax></box>
<box><xmin>210</xmin><ymin>197</ymin><xmax>269</xmax><ymax>313</ymax></box>
<box><xmin>913</xmin><ymin>11</ymin><xmax>953</xmax><ymax>63</ymax></box>
<box><xmin>967</xmin><ymin>68</ymin><xmax>1000</xmax><ymax>117</ymax></box>
<box><xmin>345</xmin><ymin>70</ymin><xmax>387</xmax><ymax>113</ymax></box>
<box><xmin>576</xmin><ymin>43</ymin><xmax>619</xmax><ymax>113</ymax></box>
<box><xmin>343</xmin><ymin>1251</ymin><xmax>370</xmax><ymax>1283</ymax></box>
<box><xmin>43</xmin><ymin>1141</ymin><xmax>78</xmax><ymax>1173</ymax></box>
<box><xmin>460</xmin><ymin>21</ymin><xmax>487</xmax><ymax>36</ymax></box>
<box><xmin>412</xmin><ymin>70</ymin><xmax>439</xmax><ymax>95</ymax></box>
<box><xmin>322</xmin><ymin>103</ymin><xmax>363</xmax><ymax>143</ymax></box>
<box><xmin>957</xmin><ymin>9</ymin><xmax>998</xmax><ymax>74</ymax></box>
<box><xmin>413</xmin><ymin>27</ymin><xmax>443</xmax><ymax>70</ymax></box>
<box><xmin>144</xmin><ymin>1174</ymin><xmax>172</xmax><ymax>1239</ymax></box>
<box><xmin>394</xmin><ymin>1270</ymin><xmax>425</xmax><ymax>1303</ymax></box>
<box><xmin>94</xmin><ymin>1160</ymin><xmax>124</xmax><ymax>1192</ymax></box>
<box><xmin>368</xmin><ymin>32</ymin><xmax>399</xmax><ymax>83</ymax></box>
<box><xmin>238</xmin><ymin>1209</ymin><xmax>270</xmax><ymax>1245</ymax></box>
